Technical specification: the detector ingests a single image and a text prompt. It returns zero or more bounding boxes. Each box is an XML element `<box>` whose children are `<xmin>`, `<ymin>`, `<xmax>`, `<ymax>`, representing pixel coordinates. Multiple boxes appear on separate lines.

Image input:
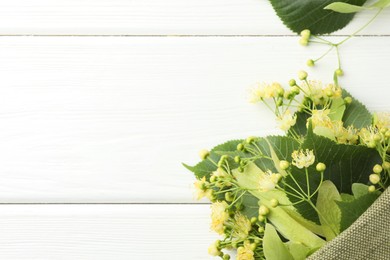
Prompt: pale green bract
<box><xmin>325</xmin><ymin>0</ymin><xmax>390</xmax><ymax>13</ymax></box>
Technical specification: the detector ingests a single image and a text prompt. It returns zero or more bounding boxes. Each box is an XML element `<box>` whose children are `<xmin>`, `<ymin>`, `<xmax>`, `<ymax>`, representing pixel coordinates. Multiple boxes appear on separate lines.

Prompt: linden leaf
<box><xmin>336</xmin><ymin>191</ymin><xmax>381</xmax><ymax>231</ymax></box>
<box><xmin>342</xmin><ymin>89</ymin><xmax>372</xmax><ymax>128</ymax></box>
<box><xmin>183</xmin><ymin>139</ymin><xmax>243</xmax><ymax>179</ymax></box>
<box><xmin>268</xmin><ymin>0</ymin><xmax>367</xmax><ymax>34</ymax></box>
<box><xmin>284</xmin><ymin>129</ymin><xmax>381</xmax><ymax>224</ymax></box>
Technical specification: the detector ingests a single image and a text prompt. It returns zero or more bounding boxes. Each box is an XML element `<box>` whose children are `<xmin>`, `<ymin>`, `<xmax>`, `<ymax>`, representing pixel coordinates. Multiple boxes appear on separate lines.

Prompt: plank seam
<box><xmin>0</xmin><ymin>34</ymin><xmax>389</xmax><ymax>37</ymax></box>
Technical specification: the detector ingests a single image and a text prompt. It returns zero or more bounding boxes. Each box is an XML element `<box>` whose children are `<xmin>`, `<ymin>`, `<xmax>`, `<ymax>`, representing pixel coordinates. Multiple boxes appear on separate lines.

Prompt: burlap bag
<box><xmin>307</xmin><ymin>188</ymin><xmax>390</xmax><ymax>260</ymax></box>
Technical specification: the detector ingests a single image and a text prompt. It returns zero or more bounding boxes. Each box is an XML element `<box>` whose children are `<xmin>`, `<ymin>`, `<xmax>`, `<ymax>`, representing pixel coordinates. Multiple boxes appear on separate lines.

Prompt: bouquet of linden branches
<box><xmin>184</xmin><ymin>70</ymin><xmax>390</xmax><ymax>259</ymax></box>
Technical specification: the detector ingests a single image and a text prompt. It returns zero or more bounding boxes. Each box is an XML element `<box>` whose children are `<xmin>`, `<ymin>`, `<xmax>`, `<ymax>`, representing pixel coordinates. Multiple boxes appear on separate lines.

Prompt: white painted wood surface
<box><xmin>0</xmin><ymin>37</ymin><xmax>389</xmax><ymax>203</ymax></box>
<box><xmin>0</xmin><ymin>204</ymin><xmax>217</xmax><ymax>259</ymax></box>
<box><xmin>0</xmin><ymin>1</ymin><xmax>389</xmax><ymax>259</ymax></box>
<box><xmin>0</xmin><ymin>0</ymin><xmax>389</xmax><ymax>35</ymax></box>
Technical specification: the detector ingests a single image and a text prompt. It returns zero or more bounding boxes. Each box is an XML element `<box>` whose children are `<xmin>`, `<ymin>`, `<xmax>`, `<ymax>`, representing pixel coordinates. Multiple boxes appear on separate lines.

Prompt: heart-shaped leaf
<box><xmin>268</xmin><ymin>0</ymin><xmax>367</xmax><ymax>34</ymax></box>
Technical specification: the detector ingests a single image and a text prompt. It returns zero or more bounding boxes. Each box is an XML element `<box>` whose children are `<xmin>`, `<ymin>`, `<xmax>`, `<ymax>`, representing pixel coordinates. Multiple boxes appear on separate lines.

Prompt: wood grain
<box><xmin>0</xmin><ymin>36</ymin><xmax>389</xmax><ymax>203</ymax></box>
<box><xmin>0</xmin><ymin>0</ymin><xmax>388</xmax><ymax>35</ymax></box>
<box><xmin>0</xmin><ymin>204</ymin><xmax>218</xmax><ymax>259</ymax></box>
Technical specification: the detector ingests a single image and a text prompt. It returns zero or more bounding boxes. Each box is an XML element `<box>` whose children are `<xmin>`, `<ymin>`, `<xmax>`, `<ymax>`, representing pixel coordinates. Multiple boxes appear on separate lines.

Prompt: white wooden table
<box><xmin>0</xmin><ymin>1</ymin><xmax>388</xmax><ymax>259</ymax></box>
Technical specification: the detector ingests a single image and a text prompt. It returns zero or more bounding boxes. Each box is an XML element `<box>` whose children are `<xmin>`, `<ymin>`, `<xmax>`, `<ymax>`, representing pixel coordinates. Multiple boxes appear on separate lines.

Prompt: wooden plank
<box><xmin>0</xmin><ymin>204</ymin><xmax>218</xmax><ymax>259</ymax></box>
<box><xmin>0</xmin><ymin>36</ymin><xmax>388</xmax><ymax>203</ymax></box>
<box><xmin>0</xmin><ymin>0</ymin><xmax>388</xmax><ymax>35</ymax></box>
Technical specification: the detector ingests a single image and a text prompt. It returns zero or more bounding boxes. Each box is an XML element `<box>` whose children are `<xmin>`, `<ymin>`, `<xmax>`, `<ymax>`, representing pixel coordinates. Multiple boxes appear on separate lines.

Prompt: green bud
<box><xmin>276</xmin><ymin>98</ymin><xmax>283</xmax><ymax>107</ymax></box>
<box><xmin>316</xmin><ymin>162</ymin><xmax>326</xmax><ymax>172</ymax></box>
<box><xmin>373</xmin><ymin>164</ymin><xmax>383</xmax><ymax>174</ymax></box>
<box><xmin>300</xmin><ymin>29</ymin><xmax>311</xmax><ymax>39</ymax></box>
<box><xmin>368</xmin><ymin>185</ymin><xmax>376</xmax><ymax>193</ymax></box>
<box><xmin>344</xmin><ymin>96</ymin><xmax>352</xmax><ymax>105</ymax></box>
<box><xmin>289</xmin><ymin>79</ymin><xmax>296</xmax><ymax>86</ymax></box>
<box><xmin>258</xmin><ymin>205</ymin><xmax>270</xmax><ymax>216</ymax></box>
<box><xmin>299</xmin><ymin>38</ymin><xmax>308</xmax><ymax>46</ymax></box>
<box><xmin>298</xmin><ymin>70</ymin><xmax>308</xmax><ymax>80</ymax></box>
<box><xmin>250</xmin><ymin>243</ymin><xmax>257</xmax><ymax>251</ymax></box>
<box><xmin>257</xmin><ymin>215</ymin><xmax>265</xmax><ymax>222</ymax></box>
<box><xmin>279</xmin><ymin>160</ymin><xmax>290</xmax><ymax>170</ymax></box>
<box><xmin>198</xmin><ymin>149</ymin><xmax>210</xmax><ymax>160</ymax></box>
<box><xmin>369</xmin><ymin>174</ymin><xmax>380</xmax><ymax>184</ymax></box>
<box><xmin>225</xmin><ymin>192</ymin><xmax>233</xmax><ymax>202</ymax></box>
<box><xmin>238</xmin><ymin>167</ymin><xmax>244</xmax><ymax>173</ymax></box>
<box><xmin>258</xmin><ymin>226</ymin><xmax>265</xmax><ymax>233</ymax></box>
<box><xmin>291</xmin><ymin>86</ymin><xmax>300</xmax><ymax>95</ymax></box>
<box><xmin>270</xmin><ymin>199</ymin><xmax>279</xmax><ymax>208</ymax></box>
<box><xmin>237</xmin><ymin>143</ymin><xmax>244</xmax><ymax>151</ymax></box>
<box><xmin>223</xmin><ymin>254</ymin><xmax>231</xmax><ymax>260</ymax></box>
<box><xmin>335</xmin><ymin>68</ymin><xmax>344</xmax><ymax>76</ymax></box>
<box><xmin>250</xmin><ymin>217</ymin><xmax>258</xmax><ymax>224</ymax></box>
<box><xmin>246</xmin><ymin>136</ymin><xmax>256</xmax><ymax>144</ymax></box>
<box><xmin>383</xmin><ymin>161</ymin><xmax>390</xmax><ymax>170</ymax></box>
<box><xmin>234</xmin><ymin>156</ymin><xmax>241</xmax><ymax>163</ymax></box>
<box><xmin>307</xmin><ymin>59</ymin><xmax>315</xmax><ymax>67</ymax></box>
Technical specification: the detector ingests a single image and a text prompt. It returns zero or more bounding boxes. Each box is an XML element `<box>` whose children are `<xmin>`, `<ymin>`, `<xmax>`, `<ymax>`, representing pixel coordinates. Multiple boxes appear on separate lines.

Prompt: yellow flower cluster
<box><xmin>277</xmin><ymin>109</ymin><xmax>297</xmax><ymax>131</ymax></box>
<box><xmin>237</xmin><ymin>241</ymin><xmax>255</xmax><ymax>260</ymax></box>
<box><xmin>302</xmin><ymin>81</ymin><xmax>342</xmax><ymax>105</ymax></box>
<box><xmin>249</xmin><ymin>82</ymin><xmax>284</xmax><ymax>103</ymax></box>
<box><xmin>258</xmin><ymin>170</ymin><xmax>282</xmax><ymax>191</ymax></box>
<box><xmin>210</xmin><ymin>201</ymin><xmax>229</xmax><ymax>235</ymax></box>
<box><xmin>232</xmin><ymin>212</ymin><xmax>252</xmax><ymax>240</ymax></box>
<box><xmin>194</xmin><ymin>177</ymin><xmax>212</xmax><ymax>200</ymax></box>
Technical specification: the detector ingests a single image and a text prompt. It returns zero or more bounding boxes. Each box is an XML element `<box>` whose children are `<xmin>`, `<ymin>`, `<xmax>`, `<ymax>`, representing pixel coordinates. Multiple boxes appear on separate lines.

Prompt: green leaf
<box><xmin>289</xmin><ymin>111</ymin><xmax>310</xmax><ymax>137</ymax></box>
<box><xmin>316</xmin><ymin>180</ymin><xmax>341</xmax><ymax>241</ymax></box>
<box><xmin>284</xmin><ymin>129</ymin><xmax>381</xmax><ymax>223</ymax></box>
<box><xmin>183</xmin><ymin>140</ymin><xmax>243</xmax><ymax>179</ymax></box>
<box><xmin>241</xmin><ymin>192</ymin><xmax>260</xmax><ymax>219</ymax></box>
<box><xmin>301</xmin><ymin>130</ymin><xmax>381</xmax><ymax>194</ymax></box>
<box><xmin>324</xmin><ymin>2</ymin><xmax>368</xmax><ymax>13</ymax></box>
<box><xmin>268</xmin><ymin>0</ymin><xmax>367</xmax><ymax>34</ymax></box>
<box><xmin>336</xmin><ymin>191</ymin><xmax>381</xmax><ymax>231</ymax></box>
<box><xmin>263</xmin><ymin>224</ymin><xmax>294</xmax><ymax>260</ymax></box>
<box><xmin>342</xmin><ymin>89</ymin><xmax>372</xmax><ymax>128</ymax></box>
<box><xmin>251</xmin><ymin>136</ymin><xmax>300</xmax><ymax>174</ymax></box>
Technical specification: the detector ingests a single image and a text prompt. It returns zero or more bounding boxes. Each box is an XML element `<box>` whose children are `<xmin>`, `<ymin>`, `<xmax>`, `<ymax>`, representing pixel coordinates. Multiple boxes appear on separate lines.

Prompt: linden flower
<box><xmin>292</xmin><ymin>149</ymin><xmax>315</xmax><ymax>169</ymax></box>
<box><xmin>303</xmin><ymin>80</ymin><xmax>325</xmax><ymax>105</ymax></box>
<box><xmin>276</xmin><ymin>109</ymin><xmax>297</xmax><ymax>131</ymax></box>
<box><xmin>232</xmin><ymin>212</ymin><xmax>252</xmax><ymax>240</ymax></box>
<box><xmin>323</xmin><ymin>83</ymin><xmax>342</xmax><ymax>98</ymax></box>
<box><xmin>237</xmin><ymin>241</ymin><xmax>255</xmax><ymax>260</ymax></box>
<box><xmin>359</xmin><ymin>126</ymin><xmax>381</xmax><ymax>148</ymax></box>
<box><xmin>310</xmin><ymin>109</ymin><xmax>332</xmax><ymax>128</ymax></box>
<box><xmin>259</xmin><ymin>170</ymin><xmax>281</xmax><ymax>191</ymax></box>
<box><xmin>208</xmin><ymin>242</ymin><xmax>220</xmax><ymax>256</ymax></box>
<box><xmin>194</xmin><ymin>177</ymin><xmax>211</xmax><ymax>200</ymax></box>
<box><xmin>249</xmin><ymin>82</ymin><xmax>283</xmax><ymax>102</ymax></box>
<box><xmin>210</xmin><ymin>201</ymin><xmax>229</xmax><ymax>235</ymax></box>
<box><xmin>375</xmin><ymin>112</ymin><xmax>390</xmax><ymax>130</ymax></box>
